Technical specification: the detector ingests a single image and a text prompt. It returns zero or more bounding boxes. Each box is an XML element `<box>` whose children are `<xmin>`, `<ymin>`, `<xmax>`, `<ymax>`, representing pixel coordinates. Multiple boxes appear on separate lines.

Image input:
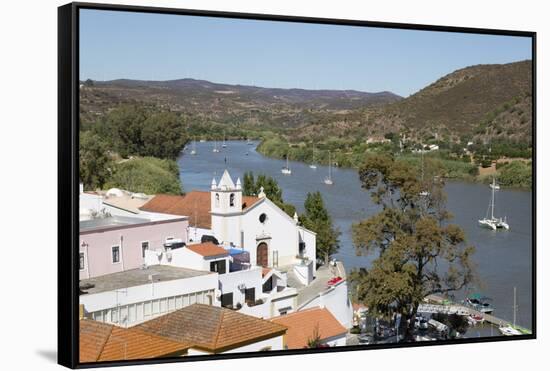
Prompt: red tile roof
<box><xmin>136</xmin><ymin>304</ymin><xmax>287</xmax><ymax>353</ymax></box>
<box><xmin>187</xmin><ymin>242</ymin><xmax>228</xmax><ymax>257</ymax></box>
<box><xmin>140</xmin><ymin>191</ymin><xmax>260</xmax><ymax>229</ymax></box>
<box><xmin>80</xmin><ymin>319</ymin><xmax>190</xmax><ymax>363</ymax></box>
<box><xmin>271</xmin><ymin>308</ymin><xmax>347</xmax><ymax>349</ymax></box>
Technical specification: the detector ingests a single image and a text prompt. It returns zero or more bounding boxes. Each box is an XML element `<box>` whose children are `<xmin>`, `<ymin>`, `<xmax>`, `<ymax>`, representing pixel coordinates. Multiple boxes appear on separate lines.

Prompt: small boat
<box><xmin>478</xmin><ymin>178</ymin><xmax>509</xmax><ymax>230</ymax></box>
<box><xmin>464</xmin><ymin>293</ymin><xmax>494</xmax><ymax>314</ymax></box>
<box><xmin>190</xmin><ymin>138</ymin><xmax>197</xmax><ymax>155</ymax></box>
<box><xmin>324</xmin><ymin>151</ymin><xmax>334</xmax><ymax>185</ymax></box>
<box><xmin>309</xmin><ymin>143</ymin><xmax>317</xmax><ymax>169</ymax></box>
<box><xmin>212</xmin><ymin>140</ymin><xmax>220</xmax><ymax>153</ymax></box>
<box><xmin>222</xmin><ymin>132</ymin><xmax>227</xmax><ymax>148</ymax></box>
<box><xmin>419</xmin><ymin>150</ymin><xmax>429</xmax><ymax>196</ymax></box>
<box><xmin>199</xmin><ymin>139</ymin><xmax>206</xmax><ymax>143</ymax></box>
<box><xmin>468</xmin><ymin>314</ymin><xmax>484</xmax><ymax>325</ymax></box>
<box><xmin>499</xmin><ymin>326</ymin><xmax>522</xmax><ymax>336</ymax></box>
<box><xmin>281</xmin><ymin>154</ymin><xmax>292</xmax><ymax>175</ymax></box>
<box><xmin>489</xmin><ymin>178</ymin><xmax>500</xmax><ymax>190</ymax></box>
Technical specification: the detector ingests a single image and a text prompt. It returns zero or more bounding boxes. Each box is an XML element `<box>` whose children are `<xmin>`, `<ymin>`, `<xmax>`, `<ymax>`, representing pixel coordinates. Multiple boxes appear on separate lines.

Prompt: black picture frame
<box><xmin>58</xmin><ymin>2</ymin><xmax>537</xmax><ymax>369</ymax></box>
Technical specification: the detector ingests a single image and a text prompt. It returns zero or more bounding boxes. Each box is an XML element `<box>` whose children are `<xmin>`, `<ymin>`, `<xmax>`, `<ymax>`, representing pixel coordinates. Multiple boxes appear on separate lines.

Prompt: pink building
<box><xmin>79</xmin><ymin>215</ymin><xmax>189</xmax><ymax>279</ymax></box>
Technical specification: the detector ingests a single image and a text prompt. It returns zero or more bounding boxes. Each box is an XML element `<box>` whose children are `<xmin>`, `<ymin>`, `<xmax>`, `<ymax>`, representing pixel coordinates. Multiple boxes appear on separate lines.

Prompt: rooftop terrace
<box><xmin>79</xmin><ymin>265</ymin><xmax>212</xmax><ymax>295</ymax></box>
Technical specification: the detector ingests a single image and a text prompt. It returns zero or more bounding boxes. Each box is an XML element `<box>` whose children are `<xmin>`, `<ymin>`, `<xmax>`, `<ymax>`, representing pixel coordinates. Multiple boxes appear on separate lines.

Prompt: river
<box><xmin>177</xmin><ymin>140</ymin><xmax>533</xmax><ymax>330</ymax></box>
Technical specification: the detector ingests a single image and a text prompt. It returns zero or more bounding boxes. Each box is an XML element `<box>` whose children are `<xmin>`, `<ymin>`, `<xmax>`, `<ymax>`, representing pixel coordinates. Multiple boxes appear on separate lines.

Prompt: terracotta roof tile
<box><xmin>139</xmin><ymin>191</ymin><xmax>260</xmax><ymax>229</ymax></box>
<box><xmin>187</xmin><ymin>242</ymin><xmax>229</xmax><ymax>257</ymax></box>
<box><xmin>136</xmin><ymin>304</ymin><xmax>287</xmax><ymax>353</ymax></box>
<box><xmin>80</xmin><ymin>320</ymin><xmax>190</xmax><ymax>363</ymax></box>
<box><xmin>271</xmin><ymin>308</ymin><xmax>347</xmax><ymax>349</ymax></box>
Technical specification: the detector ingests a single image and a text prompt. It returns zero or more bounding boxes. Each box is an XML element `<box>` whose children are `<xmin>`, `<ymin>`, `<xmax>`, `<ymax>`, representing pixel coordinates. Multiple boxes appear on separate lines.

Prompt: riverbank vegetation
<box><xmin>349</xmin><ymin>154</ymin><xmax>476</xmax><ymax>340</ymax></box>
<box><xmin>80</xmin><ymin>104</ymin><xmax>187</xmax><ymax>194</ymax></box>
<box><xmin>256</xmin><ymin>135</ymin><xmax>532</xmax><ymax>189</ymax></box>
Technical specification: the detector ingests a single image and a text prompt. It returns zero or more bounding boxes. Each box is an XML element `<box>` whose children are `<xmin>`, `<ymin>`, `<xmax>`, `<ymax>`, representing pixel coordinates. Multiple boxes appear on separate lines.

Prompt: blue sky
<box><xmin>80</xmin><ymin>9</ymin><xmax>532</xmax><ymax>97</ymax></box>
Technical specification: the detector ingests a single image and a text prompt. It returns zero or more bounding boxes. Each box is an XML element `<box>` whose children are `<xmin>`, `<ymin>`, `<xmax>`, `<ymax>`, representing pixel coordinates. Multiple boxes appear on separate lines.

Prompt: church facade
<box><xmin>210</xmin><ymin>170</ymin><xmax>317</xmax><ymax>270</ymax></box>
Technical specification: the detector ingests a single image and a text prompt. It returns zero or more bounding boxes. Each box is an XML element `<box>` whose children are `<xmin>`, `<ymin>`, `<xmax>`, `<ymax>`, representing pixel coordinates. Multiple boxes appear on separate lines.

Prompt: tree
<box><xmin>141</xmin><ymin>112</ymin><xmax>187</xmax><ymax>159</ymax></box>
<box><xmin>106</xmin><ymin>105</ymin><xmax>148</xmax><ymax>158</ymax></box>
<box><xmin>306</xmin><ymin>324</ymin><xmax>323</xmax><ymax>348</ymax></box>
<box><xmin>79</xmin><ymin>131</ymin><xmax>112</xmax><ymax>190</ymax></box>
<box><xmin>350</xmin><ymin>154</ymin><xmax>475</xmax><ymax>340</ymax></box>
<box><xmin>301</xmin><ymin>191</ymin><xmax>340</xmax><ymax>265</ymax></box>
<box><xmin>241</xmin><ymin>172</ymin><xmax>295</xmax><ymax>217</ymax></box>
<box><xmin>105</xmin><ymin>157</ymin><xmax>183</xmax><ymax>195</ymax></box>
<box><xmin>243</xmin><ymin>171</ymin><xmax>255</xmax><ymax>196</ymax></box>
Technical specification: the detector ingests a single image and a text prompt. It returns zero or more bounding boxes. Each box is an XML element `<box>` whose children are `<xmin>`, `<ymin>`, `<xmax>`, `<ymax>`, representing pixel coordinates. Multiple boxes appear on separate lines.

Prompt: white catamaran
<box><xmin>478</xmin><ymin>178</ymin><xmax>509</xmax><ymax>230</ymax></box>
<box><xmin>281</xmin><ymin>154</ymin><xmax>292</xmax><ymax>175</ymax></box>
<box><xmin>324</xmin><ymin>151</ymin><xmax>334</xmax><ymax>185</ymax></box>
<box><xmin>309</xmin><ymin>144</ymin><xmax>317</xmax><ymax>169</ymax></box>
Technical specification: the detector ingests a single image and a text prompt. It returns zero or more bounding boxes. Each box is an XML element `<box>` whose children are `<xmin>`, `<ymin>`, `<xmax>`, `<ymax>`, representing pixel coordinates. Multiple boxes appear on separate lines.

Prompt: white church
<box><xmin>141</xmin><ymin>170</ymin><xmax>317</xmax><ymax>276</ymax></box>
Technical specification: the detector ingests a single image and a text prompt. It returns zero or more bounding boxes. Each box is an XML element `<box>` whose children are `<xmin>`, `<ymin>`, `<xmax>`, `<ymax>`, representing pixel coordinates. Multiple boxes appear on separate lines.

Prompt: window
<box><xmin>230</xmin><ymin>193</ymin><xmax>235</xmax><ymax>207</ymax></box>
<box><xmin>215</xmin><ymin>193</ymin><xmax>220</xmax><ymax>207</ymax></box>
<box><xmin>141</xmin><ymin>241</ymin><xmax>149</xmax><ymax>258</ymax></box>
<box><xmin>259</xmin><ymin>213</ymin><xmax>267</xmax><ymax>223</ymax></box>
<box><xmin>112</xmin><ymin>246</ymin><xmax>120</xmax><ymax>263</ymax></box>
<box><xmin>79</xmin><ymin>253</ymin><xmax>85</xmax><ymax>270</ymax></box>
<box><xmin>210</xmin><ymin>260</ymin><xmax>227</xmax><ymax>274</ymax></box>
<box><xmin>245</xmin><ymin>288</ymin><xmax>256</xmax><ymax>303</ymax></box>
<box><xmin>221</xmin><ymin>292</ymin><xmax>233</xmax><ymax>308</ymax></box>
<box><xmin>263</xmin><ymin>277</ymin><xmax>273</xmax><ymax>293</ymax></box>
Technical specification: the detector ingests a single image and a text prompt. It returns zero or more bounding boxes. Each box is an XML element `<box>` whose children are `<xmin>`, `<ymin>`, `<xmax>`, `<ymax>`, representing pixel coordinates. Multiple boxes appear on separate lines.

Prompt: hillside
<box><xmin>295</xmin><ymin>60</ymin><xmax>532</xmax><ymax>143</ymax></box>
<box><xmin>79</xmin><ymin>78</ymin><xmax>402</xmax><ymax>128</ymax></box>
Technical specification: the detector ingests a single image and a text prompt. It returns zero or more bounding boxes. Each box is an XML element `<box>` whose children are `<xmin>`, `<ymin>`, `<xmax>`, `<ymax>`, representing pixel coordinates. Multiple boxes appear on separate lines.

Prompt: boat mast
<box><xmin>513</xmin><ymin>286</ymin><xmax>517</xmax><ymax>328</ymax></box>
<box><xmin>491</xmin><ymin>178</ymin><xmax>496</xmax><ymax>219</ymax></box>
<box><xmin>328</xmin><ymin>151</ymin><xmax>332</xmax><ymax>180</ymax></box>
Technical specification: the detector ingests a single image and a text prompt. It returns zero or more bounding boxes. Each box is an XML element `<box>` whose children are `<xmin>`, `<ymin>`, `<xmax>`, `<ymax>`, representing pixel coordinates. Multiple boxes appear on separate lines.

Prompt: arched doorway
<box><xmin>256</xmin><ymin>242</ymin><xmax>268</xmax><ymax>267</ymax></box>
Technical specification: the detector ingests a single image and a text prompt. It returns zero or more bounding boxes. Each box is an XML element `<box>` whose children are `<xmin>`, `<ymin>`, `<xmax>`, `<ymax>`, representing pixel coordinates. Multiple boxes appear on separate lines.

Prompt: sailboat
<box><xmin>222</xmin><ymin>132</ymin><xmax>227</xmax><ymax>148</ymax></box>
<box><xmin>419</xmin><ymin>150</ymin><xmax>429</xmax><ymax>197</ymax></box>
<box><xmin>190</xmin><ymin>138</ymin><xmax>197</xmax><ymax>155</ymax></box>
<box><xmin>324</xmin><ymin>151</ymin><xmax>334</xmax><ymax>185</ymax></box>
<box><xmin>489</xmin><ymin>178</ymin><xmax>501</xmax><ymax>190</ymax></box>
<box><xmin>309</xmin><ymin>143</ymin><xmax>317</xmax><ymax>169</ymax></box>
<box><xmin>478</xmin><ymin>178</ymin><xmax>509</xmax><ymax>230</ymax></box>
<box><xmin>499</xmin><ymin>287</ymin><xmax>522</xmax><ymax>336</ymax></box>
<box><xmin>281</xmin><ymin>154</ymin><xmax>292</xmax><ymax>175</ymax></box>
<box><xmin>212</xmin><ymin>139</ymin><xmax>220</xmax><ymax>153</ymax></box>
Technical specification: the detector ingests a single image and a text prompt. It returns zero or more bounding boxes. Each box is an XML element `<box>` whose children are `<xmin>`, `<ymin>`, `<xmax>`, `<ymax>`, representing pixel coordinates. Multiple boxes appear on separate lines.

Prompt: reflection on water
<box><xmin>178</xmin><ymin>140</ymin><xmax>532</xmax><ymax>329</ymax></box>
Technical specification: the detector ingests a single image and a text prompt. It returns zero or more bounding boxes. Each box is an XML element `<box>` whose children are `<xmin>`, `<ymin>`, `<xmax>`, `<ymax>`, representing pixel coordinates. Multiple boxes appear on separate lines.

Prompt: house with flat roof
<box><xmin>79</xmin><ymin>215</ymin><xmax>188</xmax><ymax>279</ymax></box>
<box><xmin>271</xmin><ymin>307</ymin><xmax>347</xmax><ymax>349</ymax></box>
<box><xmin>135</xmin><ymin>304</ymin><xmax>288</xmax><ymax>354</ymax></box>
<box><xmin>79</xmin><ymin>265</ymin><xmax>219</xmax><ymax>327</ymax></box>
<box><xmin>79</xmin><ymin>319</ymin><xmax>191</xmax><ymax>362</ymax></box>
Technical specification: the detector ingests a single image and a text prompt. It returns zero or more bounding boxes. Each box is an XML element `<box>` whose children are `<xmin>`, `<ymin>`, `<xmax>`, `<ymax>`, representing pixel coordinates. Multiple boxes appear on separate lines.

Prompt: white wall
<box><xmin>300</xmin><ymin>280</ymin><xmax>354</xmax><ymax>329</ymax></box>
<box><xmin>218</xmin><ymin>267</ymin><xmax>263</xmax><ymax>306</ymax></box>
<box><xmin>80</xmin><ymin>272</ymin><xmax>220</xmax><ymax>326</ymax></box>
<box><xmin>186</xmin><ymin>336</ymin><xmax>284</xmax><ymax>356</ymax></box>
<box><xmin>145</xmin><ymin>247</ymin><xmax>230</xmax><ymax>272</ymax></box>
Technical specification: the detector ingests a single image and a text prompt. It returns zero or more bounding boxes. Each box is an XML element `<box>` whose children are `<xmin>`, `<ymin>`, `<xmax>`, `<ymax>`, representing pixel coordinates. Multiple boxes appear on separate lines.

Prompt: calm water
<box><xmin>177</xmin><ymin>140</ymin><xmax>533</xmax><ymax>330</ymax></box>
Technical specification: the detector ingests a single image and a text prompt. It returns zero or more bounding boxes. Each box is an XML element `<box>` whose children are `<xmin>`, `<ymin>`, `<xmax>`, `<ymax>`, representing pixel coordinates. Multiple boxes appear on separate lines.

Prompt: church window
<box><xmin>215</xmin><ymin>193</ymin><xmax>220</xmax><ymax>207</ymax></box>
<box><xmin>259</xmin><ymin>213</ymin><xmax>267</xmax><ymax>223</ymax></box>
<box><xmin>230</xmin><ymin>193</ymin><xmax>235</xmax><ymax>207</ymax></box>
